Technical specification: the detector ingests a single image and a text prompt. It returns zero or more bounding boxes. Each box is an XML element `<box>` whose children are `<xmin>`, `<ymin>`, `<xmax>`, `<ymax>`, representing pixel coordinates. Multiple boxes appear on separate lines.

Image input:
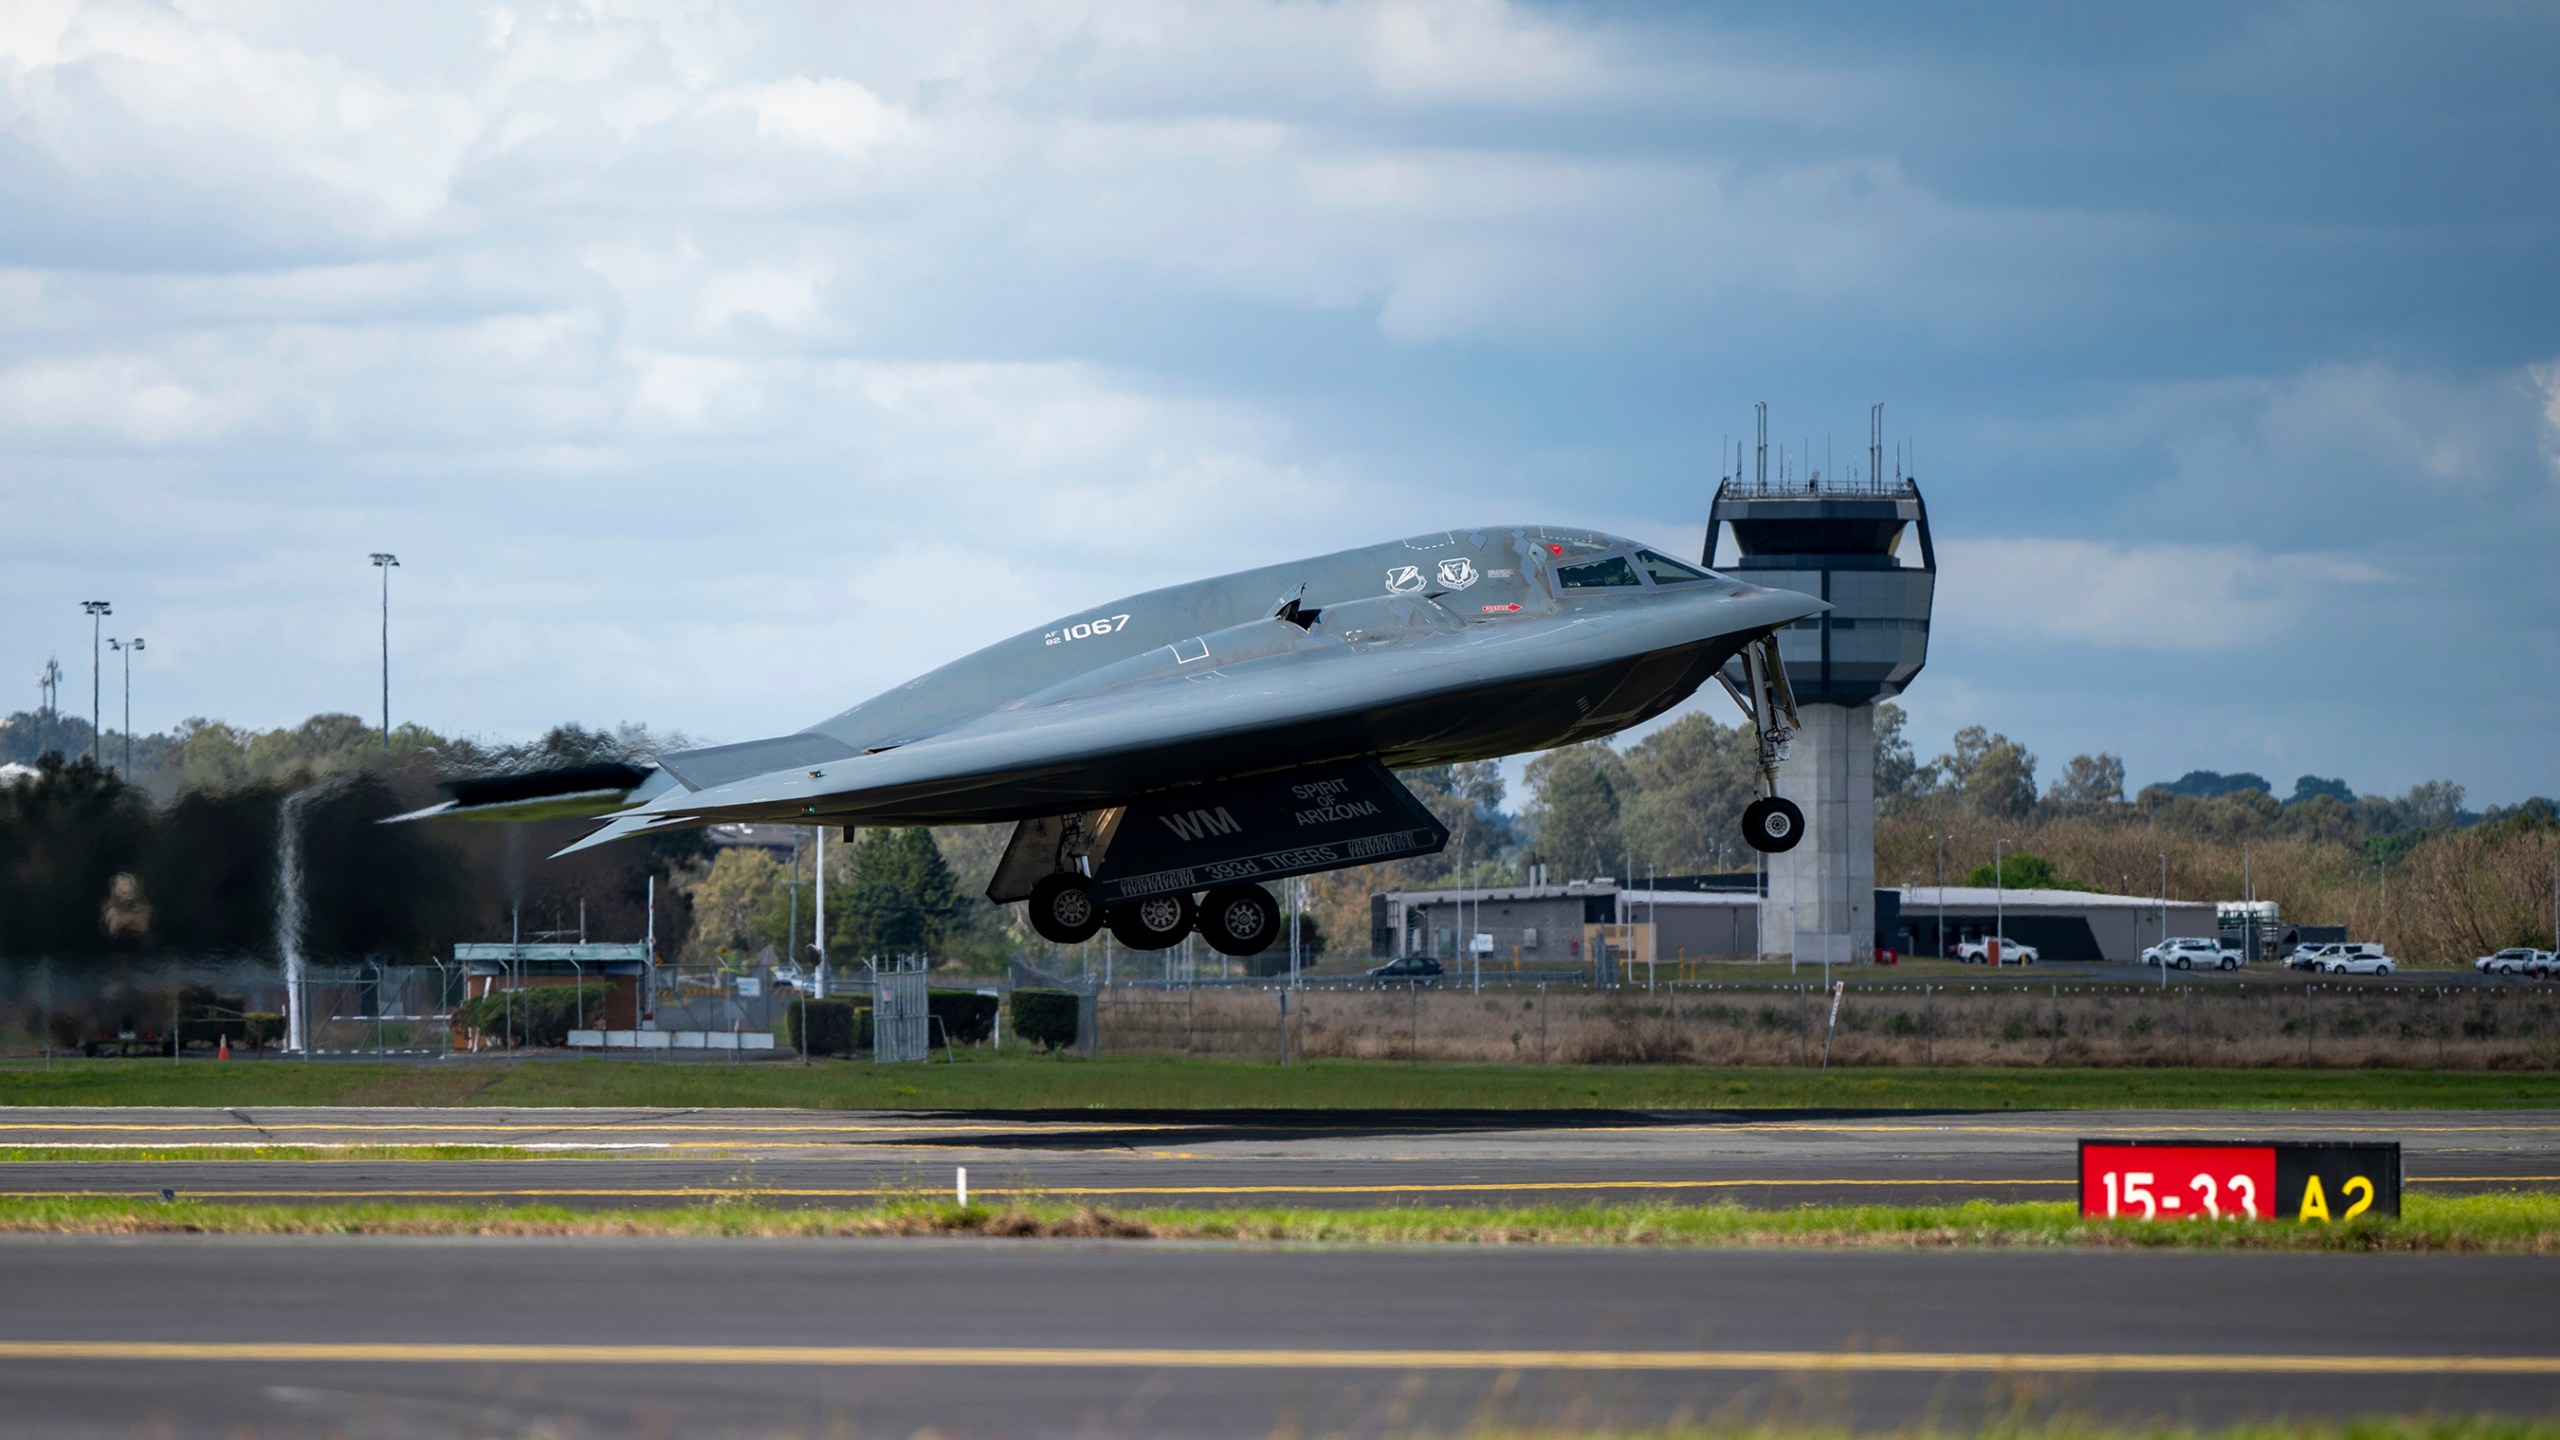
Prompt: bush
<box><xmin>928</xmin><ymin>989</ymin><xmax>999</xmax><ymax>1046</ymax></box>
<box><xmin>452</xmin><ymin>984</ymin><xmax>615</xmax><ymax>1048</ymax></box>
<box><xmin>1009</xmin><ymin>988</ymin><xmax>1081</xmax><ymax>1051</ymax></box>
<box><xmin>783</xmin><ymin>998</ymin><xmax>868</xmax><ymax>1057</ymax></box>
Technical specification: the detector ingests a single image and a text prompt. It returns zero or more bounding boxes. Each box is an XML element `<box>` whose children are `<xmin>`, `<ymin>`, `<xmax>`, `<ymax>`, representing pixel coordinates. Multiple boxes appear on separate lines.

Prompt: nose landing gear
<box><xmin>1720</xmin><ymin>632</ymin><xmax>1806</xmax><ymax>855</ymax></box>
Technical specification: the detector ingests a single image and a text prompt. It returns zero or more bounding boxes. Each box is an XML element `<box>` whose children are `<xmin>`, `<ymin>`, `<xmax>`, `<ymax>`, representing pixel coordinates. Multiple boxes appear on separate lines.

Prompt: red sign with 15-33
<box><xmin>2079</xmin><ymin>1140</ymin><xmax>2400</xmax><ymax>1223</ymax></box>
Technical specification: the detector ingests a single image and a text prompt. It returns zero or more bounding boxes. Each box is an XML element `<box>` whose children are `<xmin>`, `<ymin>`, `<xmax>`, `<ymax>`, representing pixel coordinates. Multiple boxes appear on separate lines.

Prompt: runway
<box><xmin>0</xmin><ymin>1237</ymin><xmax>2549</xmax><ymax>1434</ymax></box>
<box><xmin>2</xmin><ymin>1106</ymin><xmax>2556</xmax><ymax>1207</ymax></box>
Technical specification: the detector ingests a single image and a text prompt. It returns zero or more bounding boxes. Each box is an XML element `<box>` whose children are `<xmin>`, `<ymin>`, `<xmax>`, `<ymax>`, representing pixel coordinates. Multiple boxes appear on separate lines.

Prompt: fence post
<box><xmin>2048</xmin><ymin>983</ymin><xmax>2060</xmax><ymax>1066</ymax></box>
<box><xmin>1796</xmin><ymin>983</ymin><xmax>1809</xmax><ymax>1066</ymax></box>
<box><xmin>2304</xmin><ymin>983</ymin><xmax>2314</xmax><ymax>1067</ymax></box>
<box><xmin>2182</xmin><ymin>984</ymin><xmax>2192</xmax><ymax>1066</ymax></box>
<box><xmin>1538</xmin><ymin>983</ymin><xmax>1548</xmax><ymax>1064</ymax></box>
<box><xmin>1923</xmin><ymin>982</ymin><xmax>1932</xmax><ymax>1066</ymax></box>
<box><xmin>2435</xmin><ymin>986</ymin><xmax>2445</xmax><ymax>1068</ymax></box>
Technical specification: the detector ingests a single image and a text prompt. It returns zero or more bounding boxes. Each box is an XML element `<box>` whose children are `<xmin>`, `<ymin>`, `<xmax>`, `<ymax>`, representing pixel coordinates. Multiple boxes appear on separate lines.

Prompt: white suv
<box><xmin>1953</xmin><ymin>936</ymin><xmax>2038</xmax><ymax>965</ymax></box>
<box><xmin>2144</xmin><ymin>937</ymin><xmax>2240</xmax><ymax>971</ymax></box>
<box><xmin>2474</xmin><ymin>948</ymin><xmax>2554</xmax><ymax>978</ymax></box>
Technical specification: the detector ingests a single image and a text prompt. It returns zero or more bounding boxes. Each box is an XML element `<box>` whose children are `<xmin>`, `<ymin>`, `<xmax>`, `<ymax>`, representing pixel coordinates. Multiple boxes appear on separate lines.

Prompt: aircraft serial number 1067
<box><xmin>1046</xmin><ymin>614</ymin><xmax>1134</xmax><ymax>646</ymax></box>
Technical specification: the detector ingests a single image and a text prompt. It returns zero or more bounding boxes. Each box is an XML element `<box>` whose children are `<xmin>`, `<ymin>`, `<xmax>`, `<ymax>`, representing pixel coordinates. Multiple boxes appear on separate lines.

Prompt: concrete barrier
<box><xmin>568</xmin><ymin>1030</ymin><xmax>772</xmax><ymax>1051</ymax></box>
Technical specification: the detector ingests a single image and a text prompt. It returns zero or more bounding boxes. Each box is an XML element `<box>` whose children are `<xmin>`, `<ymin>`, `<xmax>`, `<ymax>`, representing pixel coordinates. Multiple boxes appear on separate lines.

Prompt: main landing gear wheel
<box><xmin>1741</xmin><ymin>796</ymin><xmax>1804</xmax><ymax>854</ymax></box>
<box><xmin>1199</xmin><ymin>884</ymin><xmax>1281</xmax><ymax>957</ymax></box>
<box><xmin>1027</xmin><ymin>874</ymin><xmax>1103</xmax><ymax>945</ymax></box>
<box><xmin>1107</xmin><ymin>892</ymin><xmax>1196</xmax><ymax>951</ymax></box>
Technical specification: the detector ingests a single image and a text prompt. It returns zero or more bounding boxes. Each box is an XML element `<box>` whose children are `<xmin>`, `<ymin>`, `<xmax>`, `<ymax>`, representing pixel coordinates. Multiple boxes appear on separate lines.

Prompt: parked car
<box><xmin>2473</xmin><ymin>948</ymin><xmax>2555</xmax><ymax>978</ymax></box>
<box><xmin>2319</xmin><ymin>949</ymin><xmax>2398</xmax><ymax>976</ymax></box>
<box><xmin>768</xmin><ymin>963</ymin><xmax>809</xmax><ymax>992</ymax></box>
<box><xmin>2286</xmin><ymin>944</ymin><xmax>2339</xmax><ymax>971</ymax></box>
<box><xmin>2144</xmin><ymin>937</ymin><xmax>2241</xmax><ymax>971</ymax></box>
<box><xmin>1366</xmin><ymin>955</ymin><xmax>1445</xmax><ymax>983</ymax></box>
<box><xmin>1953</xmin><ymin>937</ymin><xmax>2038</xmax><ymax>965</ymax></box>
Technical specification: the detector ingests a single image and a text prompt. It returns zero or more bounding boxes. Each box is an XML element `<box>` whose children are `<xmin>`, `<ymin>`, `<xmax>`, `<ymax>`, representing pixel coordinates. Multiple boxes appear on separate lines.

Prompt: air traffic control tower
<box><xmin>1706</xmin><ymin>405</ymin><xmax>1935</xmax><ymax>963</ymax></box>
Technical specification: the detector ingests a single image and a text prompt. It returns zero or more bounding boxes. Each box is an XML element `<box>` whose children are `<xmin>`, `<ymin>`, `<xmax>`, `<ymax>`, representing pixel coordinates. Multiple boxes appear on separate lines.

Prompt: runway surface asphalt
<box><xmin>1</xmin><ymin>1105</ymin><xmax>2556</xmax><ymax>1208</ymax></box>
<box><xmin>0</xmin><ymin>1236</ymin><xmax>2551</xmax><ymax>1435</ymax></box>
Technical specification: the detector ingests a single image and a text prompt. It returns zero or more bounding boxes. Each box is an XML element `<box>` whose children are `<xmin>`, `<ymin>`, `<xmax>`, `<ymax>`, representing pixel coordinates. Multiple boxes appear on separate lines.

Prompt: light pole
<box><xmin>1931</xmin><ymin>832</ymin><xmax>1947</xmax><ymax>958</ymax></box>
<box><xmin>2158</xmin><ymin>852</ymin><xmax>2169</xmax><ymax>990</ymax></box>
<box><xmin>80</xmin><ymin>601</ymin><xmax>110</xmax><ymax>768</ymax></box>
<box><xmin>1994</xmin><ymin>838</ymin><xmax>2011</xmax><ymax>966</ymax></box>
<box><xmin>108</xmin><ymin>637</ymin><xmax>142</xmax><ymax>776</ymax></box>
<box><xmin>369</xmin><ymin>553</ymin><xmax>399</xmax><ymax>748</ymax></box>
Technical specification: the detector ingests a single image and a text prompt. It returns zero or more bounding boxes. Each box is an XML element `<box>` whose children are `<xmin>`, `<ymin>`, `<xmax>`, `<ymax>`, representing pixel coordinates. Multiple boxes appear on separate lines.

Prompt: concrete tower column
<box><xmin>1762</xmin><ymin>702</ymin><xmax>1874</xmax><ymax>962</ymax></box>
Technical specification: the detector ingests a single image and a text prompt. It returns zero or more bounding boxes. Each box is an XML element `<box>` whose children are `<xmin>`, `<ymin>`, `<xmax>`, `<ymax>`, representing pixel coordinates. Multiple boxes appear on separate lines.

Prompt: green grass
<box><xmin>2</xmin><ymin>1192</ymin><xmax>2552</xmax><ymax>1250</ymax></box>
<box><xmin>1433</xmin><ymin>1426</ymin><xmax>2551</xmax><ymax>1440</ymax></box>
<box><xmin>0</xmin><ymin>1144</ymin><xmax>646</xmax><ymax>1162</ymax></box>
<box><xmin>0</xmin><ymin>1055</ymin><xmax>2556</xmax><ymax>1111</ymax></box>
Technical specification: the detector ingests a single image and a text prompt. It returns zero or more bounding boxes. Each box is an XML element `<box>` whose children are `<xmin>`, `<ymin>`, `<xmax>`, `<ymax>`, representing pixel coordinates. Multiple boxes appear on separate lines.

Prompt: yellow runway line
<box><xmin>0</xmin><ymin>1340</ymin><xmax>2547</xmax><ymax>1375</ymax></box>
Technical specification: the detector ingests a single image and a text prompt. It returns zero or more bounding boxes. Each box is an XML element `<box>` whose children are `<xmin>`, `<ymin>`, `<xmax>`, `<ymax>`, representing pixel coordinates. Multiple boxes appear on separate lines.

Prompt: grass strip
<box><xmin>0</xmin><ymin>1145</ymin><xmax>656</xmax><ymax>1163</ymax></box>
<box><xmin>1446</xmin><ymin>1425</ymin><xmax>2558</xmax><ymax>1440</ymax></box>
<box><xmin>1443</xmin><ymin>1414</ymin><xmax>2560</xmax><ymax>1424</ymax></box>
<box><xmin>0</xmin><ymin>1192</ymin><xmax>2551</xmax><ymax>1250</ymax></box>
<box><xmin>1</xmin><ymin>1057</ymin><xmax>2557</xmax><ymax>1111</ymax></box>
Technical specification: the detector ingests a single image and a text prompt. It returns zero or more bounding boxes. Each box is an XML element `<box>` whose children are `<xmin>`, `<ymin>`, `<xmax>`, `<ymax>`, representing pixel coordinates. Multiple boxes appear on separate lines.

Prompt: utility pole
<box><xmin>2159</xmin><ymin>852</ymin><xmax>2169</xmax><ymax>990</ymax></box>
<box><xmin>369</xmin><ymin>553</ymin><xmax>399</xmax><ymax>747</ymax></box>
<box><xmin>1932</xmin><ymin>832</ymin><xmax>1947</xmax><ymax>958</ymax></box>
<box><xmin>80</xmin><ymin>602</ymin><xmax>110</xmax><ymax>767</ymax></box>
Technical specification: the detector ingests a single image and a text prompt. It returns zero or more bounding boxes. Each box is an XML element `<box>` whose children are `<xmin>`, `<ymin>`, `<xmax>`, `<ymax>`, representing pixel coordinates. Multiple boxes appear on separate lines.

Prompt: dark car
<box><xmin>1366</xmin><ymin>955</ymin><xmax>1446</xmax><ymax>983</ymax></box>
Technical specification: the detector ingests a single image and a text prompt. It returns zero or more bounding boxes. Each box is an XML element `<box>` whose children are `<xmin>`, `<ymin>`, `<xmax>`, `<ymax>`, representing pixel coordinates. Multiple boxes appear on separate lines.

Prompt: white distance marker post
<box><xmin>956</xmin><ymin>1167</ymin><xmax>969</xmax><ymax>1207</ymax></box>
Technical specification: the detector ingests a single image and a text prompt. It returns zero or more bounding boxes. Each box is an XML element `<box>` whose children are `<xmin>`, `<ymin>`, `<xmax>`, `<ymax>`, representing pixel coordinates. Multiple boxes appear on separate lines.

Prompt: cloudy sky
<box><xmin>4</xmin><ymin>1</ymin><xmax>2555</xmax><ymax>802</ymax></box>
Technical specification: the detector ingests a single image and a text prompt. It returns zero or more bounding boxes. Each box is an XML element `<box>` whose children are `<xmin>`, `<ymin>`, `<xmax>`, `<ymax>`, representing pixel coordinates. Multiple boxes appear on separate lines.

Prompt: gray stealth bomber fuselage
<box><xmin>542</xmin><ymin>524</ymin><xmax>1823</xmax><ymax>850</ymax></box>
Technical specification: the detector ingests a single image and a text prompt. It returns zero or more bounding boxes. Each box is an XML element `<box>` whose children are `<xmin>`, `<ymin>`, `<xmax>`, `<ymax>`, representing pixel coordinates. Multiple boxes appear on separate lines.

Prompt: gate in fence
<box><xmin>871</xmin><ymin>957</ymin><xmax>931</xmax><ymax>1063</ymax></box>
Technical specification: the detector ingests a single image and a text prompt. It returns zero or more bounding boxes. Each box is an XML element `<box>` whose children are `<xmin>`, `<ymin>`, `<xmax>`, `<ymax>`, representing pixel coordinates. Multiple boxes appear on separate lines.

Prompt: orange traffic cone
<box><xmin>217</xmin><ymin>1034</ymin><xmax>230</xmax><ymax>1061</ymax></box>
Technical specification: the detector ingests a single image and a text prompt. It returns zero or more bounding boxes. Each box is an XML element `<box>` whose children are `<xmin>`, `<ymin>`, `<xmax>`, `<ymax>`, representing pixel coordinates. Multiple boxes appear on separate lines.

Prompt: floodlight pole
<box><xmin>369</xmin><ymin>554</ymin><xmax>398</xmax><ymax>747</ymax></box>
<box><xmin>1932</xmin><ymin>832</ymin><xmax>1946</xmax><ymax>958</ymax></box>
<box><xmin>80</xmin><ymin>601</ymin><xmax>111</xmax><ymax>768</ymax></box>
<box><xmin>108</xmin><ymin>637</ymin><xmax>142</xmax><ymax>776</ymax></box>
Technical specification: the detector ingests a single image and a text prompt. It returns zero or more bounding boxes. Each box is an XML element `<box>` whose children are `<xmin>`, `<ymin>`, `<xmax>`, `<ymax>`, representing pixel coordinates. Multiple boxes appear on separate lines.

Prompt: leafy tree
<box><xmin>833</xmin><ymin>827</ymin><xmax>965</xmax><ymax>960</ymax></box>
<box><xmin>1958</xmin><ymin>850</ymin><xmax>2091</xmax><ymax>892</ymax></box>
<box><xmin>685</xmin><ymin>848</ymin><xmax>788</xmax><ymax>959</ymax></box>
<box><xmin>2154</xmin><ymin>770</ymin><xmax>2271</xmax><ymax>799</ymax></box>
<box><xmin>2046</xmin><ymin>753</ymin><xmax>2126</xmax><ymax>808</ymax></box>
<box><xmin>1521</xmin><ymin>743</ymin><xmax>1627</xmax><ymax>880</ymax></box>
<box><xmin>1619</xmin><ymin>713</ymin><xmax>1759</xmax><ymax>872</ymax></box>
<box><xmin>1872</xmin><ymin>702</ymin><xmax>1919</xmax><ymax>805</ymax></box>
<box><xmin>1924</xmin><ymin>726</ymin><xmax>2038</xmax><ymax>818</ymax></box>
<box><xmin>0</xmin><ymin>755</ymin><xmax>151</xmax><ymax>955</ymax></box>
<box><xmin>2289</xmin><ymin>774</ymin><xmax>2354</xmax><ymax>805</ymax></box>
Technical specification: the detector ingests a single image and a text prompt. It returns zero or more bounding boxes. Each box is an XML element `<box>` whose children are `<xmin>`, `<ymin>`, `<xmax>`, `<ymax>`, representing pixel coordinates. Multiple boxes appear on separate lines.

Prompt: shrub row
<box><xmin>1009</xmin><ymin>989</ymin><xmax>1081</xmax><ymax>1051</ymax></box>
<box><xmin>452</xmin><ymin>983</ymin><xmax>616</xmax><ymax>1048</ymax></box>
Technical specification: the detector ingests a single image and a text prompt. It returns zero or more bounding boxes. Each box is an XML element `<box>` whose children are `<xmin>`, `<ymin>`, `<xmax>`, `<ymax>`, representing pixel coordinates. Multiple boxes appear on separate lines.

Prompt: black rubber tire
<box><xmin>1107</xmin><ymin>892</ymin><xmax>1196</xmax><ymax>951</ymax></box>
<box><xmin>1199</xmin><ymin>884</ymin><xmax>1281</xmax><ymax>957</ymax></box>
<box><xmin>1027</xmin><ymin>874</ymin><xmax>1103</xmax><ymax>945</ymax></box>
<box><xmin>2220</xmin><ymin>958</ymin><xmax>2236</xmax><ymax>971</ymax></box>
<box><xmin>1741</xmin><ymin>796</ymin><xmax>1805</xmax><ymax>853</ymax></box>
<box><xmin>2176</xmin><ymin>956</ymin><xmax>2192</xmax><ymax>970</ymax></box>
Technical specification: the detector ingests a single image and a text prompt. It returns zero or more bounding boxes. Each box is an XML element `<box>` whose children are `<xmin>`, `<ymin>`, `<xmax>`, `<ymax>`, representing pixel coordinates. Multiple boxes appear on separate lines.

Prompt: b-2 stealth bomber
<box><xmin>404</xmin><ymin>526</ymin><xmax>1821</xmax><ymax>957</ymax></box>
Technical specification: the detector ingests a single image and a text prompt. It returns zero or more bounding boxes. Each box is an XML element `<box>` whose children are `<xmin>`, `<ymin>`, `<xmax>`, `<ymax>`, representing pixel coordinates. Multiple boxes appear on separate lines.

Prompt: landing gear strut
<box><xmin>1719</xmin><ymin>632</ymin><xmax>1806</xmax><ymax>855</ymax></box>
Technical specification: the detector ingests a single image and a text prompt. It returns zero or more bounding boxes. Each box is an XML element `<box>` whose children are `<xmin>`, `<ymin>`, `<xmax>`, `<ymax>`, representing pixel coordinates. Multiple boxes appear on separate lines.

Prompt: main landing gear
<box><xmin>1026</xmin><ymin>877</ymin><xmax>1282</xmax><ymax>957</ymax></box>
<box><xmin>1719</xmin><ymin>632</ymin><xmax>1807</xmax><ymax>855</ymax></box>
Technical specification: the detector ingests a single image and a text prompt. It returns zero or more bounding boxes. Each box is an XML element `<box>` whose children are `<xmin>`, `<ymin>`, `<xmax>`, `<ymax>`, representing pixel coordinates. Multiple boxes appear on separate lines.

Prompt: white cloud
<box><xmin>1936</xmin><ymin>538</ymin><xmax>2389</xmax><ymax>654</ymax></box>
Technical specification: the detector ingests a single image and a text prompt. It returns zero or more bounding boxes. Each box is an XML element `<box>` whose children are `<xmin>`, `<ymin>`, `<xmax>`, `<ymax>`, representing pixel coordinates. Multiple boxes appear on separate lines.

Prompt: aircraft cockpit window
<box><xmin>1555</xmin><ymin>556</ymin><xmax>1642</xmax><ymax>589</ymax></box>
<box><xmin>1636</xmin><ymin>550</ymin><xmax>1713</xmax><ymax>585</ymax></box>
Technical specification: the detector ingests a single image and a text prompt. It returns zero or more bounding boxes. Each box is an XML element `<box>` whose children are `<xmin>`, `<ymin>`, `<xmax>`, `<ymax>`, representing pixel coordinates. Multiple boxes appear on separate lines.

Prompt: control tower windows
<box><xmin>1556</xmin><ymin>556</ymin><xmax>1641</xmax><ymax>589</ymax></box>
<box><xmin>1636</xmin><ymin>550</ymin><xmax>1713</xmax><ymax>585</ymax></box>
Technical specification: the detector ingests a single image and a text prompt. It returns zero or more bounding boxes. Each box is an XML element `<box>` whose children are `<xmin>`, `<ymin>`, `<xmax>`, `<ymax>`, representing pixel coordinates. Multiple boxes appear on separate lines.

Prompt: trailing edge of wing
<box><xmin>549</xmin><ymin>812</ymin><xmax>702</xmax><ymax>858</ymax></box>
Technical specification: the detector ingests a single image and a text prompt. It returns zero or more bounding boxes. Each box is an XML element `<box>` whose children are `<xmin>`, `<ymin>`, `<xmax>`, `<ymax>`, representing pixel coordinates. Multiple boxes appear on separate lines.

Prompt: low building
<box><xmin>455</xmin><ymin>942</ymin><xmax>649</xmax><ymax>1029</ymax></box>
<box><xmin>1374</xmin><ymin>879</ymin><xmax>1769</xmax><ymax>964</ymax></box>
<box><xmin>1893</xmin><ymin>888</ymin><xmax>2219</xmax><ymax>962</ymax></box>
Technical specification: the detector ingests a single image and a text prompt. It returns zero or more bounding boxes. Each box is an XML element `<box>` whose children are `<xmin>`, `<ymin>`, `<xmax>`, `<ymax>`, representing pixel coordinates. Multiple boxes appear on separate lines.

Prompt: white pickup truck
<box><xmin>1953</xmin><ymin>937</ymin><xmax>2039</xmax><ymax>965</ymax></box>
